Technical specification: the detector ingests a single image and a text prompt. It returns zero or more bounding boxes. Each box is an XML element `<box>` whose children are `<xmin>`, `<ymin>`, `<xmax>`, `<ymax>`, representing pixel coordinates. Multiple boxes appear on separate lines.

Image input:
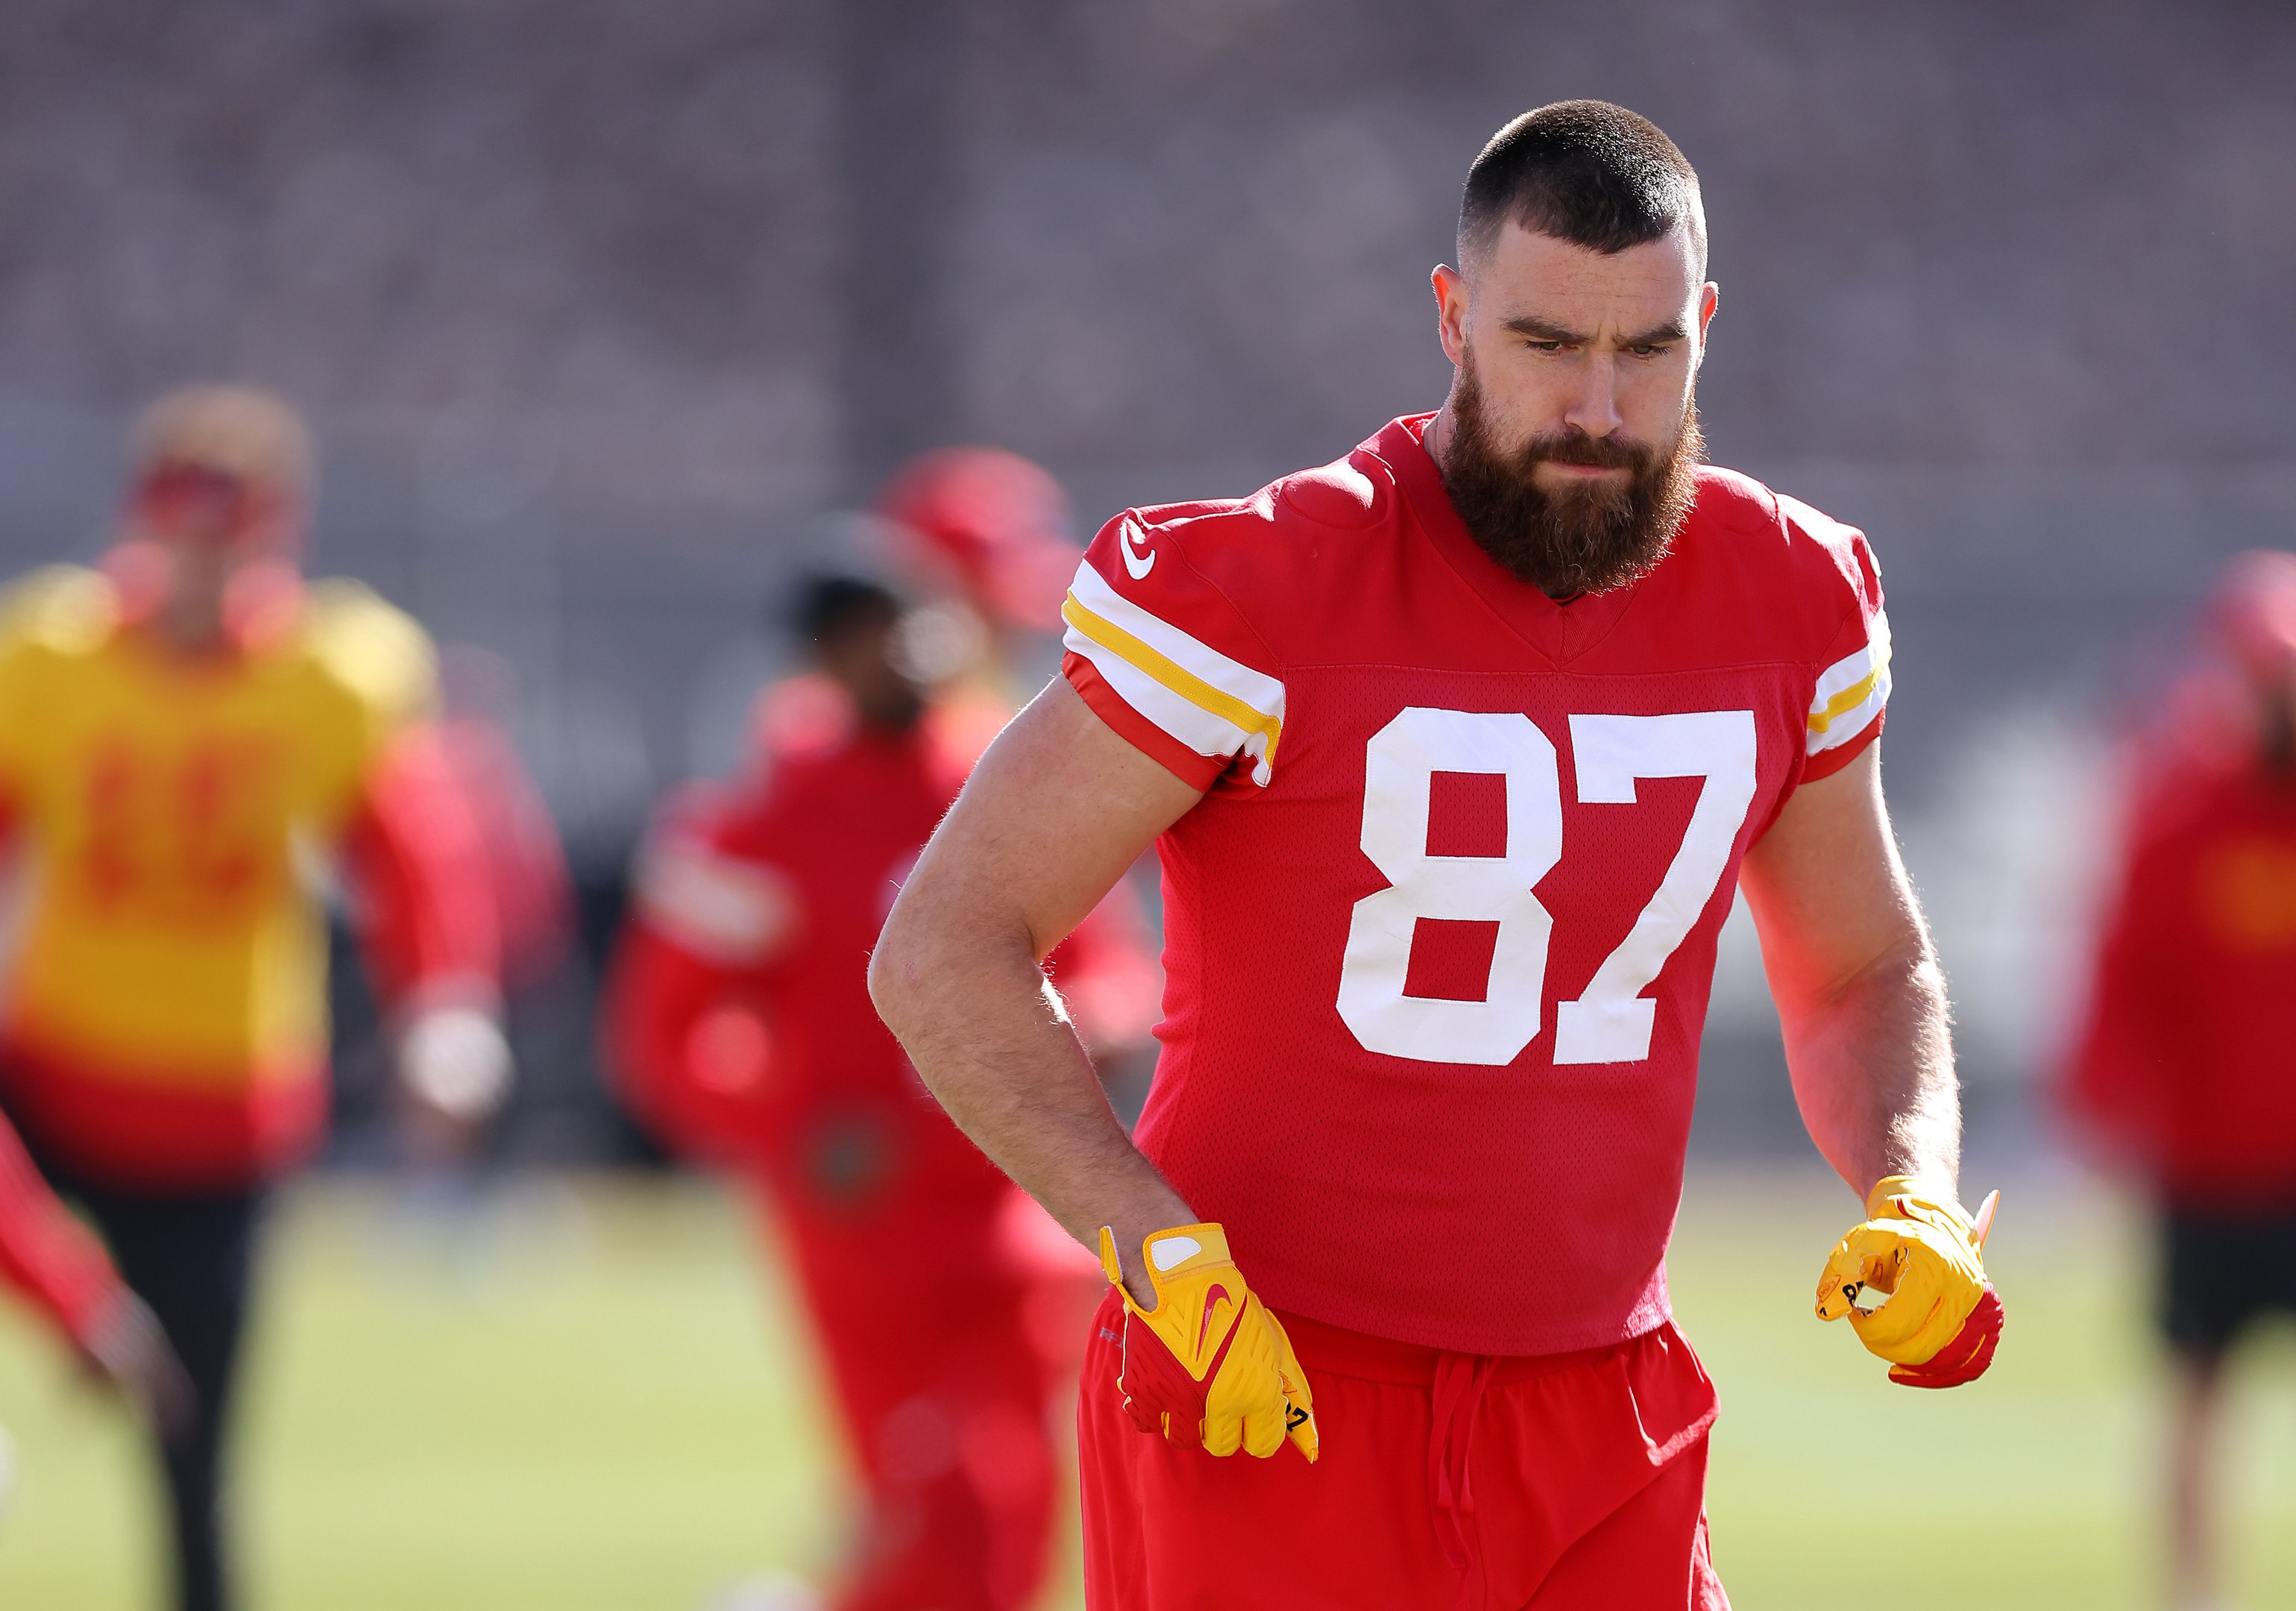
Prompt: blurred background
<box><xmin>0</xmin><ymin>1</ymin><xmax>2290</xmax><ymax>1607</ymax></box>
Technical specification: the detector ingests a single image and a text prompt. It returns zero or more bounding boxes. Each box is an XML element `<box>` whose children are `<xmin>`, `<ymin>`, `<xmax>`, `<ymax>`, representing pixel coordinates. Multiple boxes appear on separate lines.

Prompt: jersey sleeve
<box><xmin>342</xmin><ymin>726</ymin><xmax>502</xmax><ymax>1009</ymax></box>
<box><xmin>603</xmin><ymin>784</ymin><xmax>793</xmax><ymax>1165</ymax></box>
<box><xmin>1796</xmin><ymin>514</ymin><xmax>1892</xmax><ymax>782</ymax></box>
<box><xmin>1060</xmin><ymin>510</ymin><xmax>1287</xmax><ymax>793</ymax></box>
<box><xmin>626</xmin><ymin>784</ymin><xmax>803</xmax><ymax>971</ymax></box>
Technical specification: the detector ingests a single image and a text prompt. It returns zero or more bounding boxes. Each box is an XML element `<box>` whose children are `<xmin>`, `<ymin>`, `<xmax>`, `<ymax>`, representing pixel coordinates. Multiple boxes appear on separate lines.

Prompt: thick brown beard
<box><xmin>1437</xmin><ymin>358</ymin><xmax>1704</xmax><ymax>597</ymax></box>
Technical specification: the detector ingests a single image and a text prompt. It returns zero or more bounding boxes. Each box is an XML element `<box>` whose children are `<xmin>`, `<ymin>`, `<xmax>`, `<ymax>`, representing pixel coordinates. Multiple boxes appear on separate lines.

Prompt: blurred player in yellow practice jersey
<box><xmin>0</xmin><ymin>387</ymin><xmax>508</xmax><ymax>1611</ymax></box>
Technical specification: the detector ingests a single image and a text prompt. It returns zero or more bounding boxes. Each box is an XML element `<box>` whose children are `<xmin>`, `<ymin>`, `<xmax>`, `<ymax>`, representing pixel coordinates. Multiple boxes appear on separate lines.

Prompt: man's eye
<box><xmin>1628</xmin><ymin>345</ymin><xmax>1670</xmax><ymax>359</ymax></box>
<box><xmin>1526</xmin><ymin>339</ymin><xmax>1566</xmax><ymax>354</ymax></box>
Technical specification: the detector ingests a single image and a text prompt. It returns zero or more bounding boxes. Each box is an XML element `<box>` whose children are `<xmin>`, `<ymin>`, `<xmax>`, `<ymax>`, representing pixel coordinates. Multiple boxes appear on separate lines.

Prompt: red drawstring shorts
<box><xmin>1078</xmin><ymin>1289</ymin><xmax>1729</xmax><ymax>1610</ymax></box>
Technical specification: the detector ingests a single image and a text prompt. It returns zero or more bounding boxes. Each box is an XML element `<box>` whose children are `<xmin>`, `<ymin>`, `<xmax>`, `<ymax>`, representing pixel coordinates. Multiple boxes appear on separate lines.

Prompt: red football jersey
<box><xmin>1060</xmin><ymin>414</ymin><xmax>1890</xmax><ymax>1354</ymax></box>
<box><xmin>611</xmin><ymin>710</ymin><xmax>1015</xmax><ymax>1242</ymax></box>
<box><xmin>2064</xmin><ymin>753</ymin><xmax>2296</xmax><ymax>1208</ymax></box>
<box><xmin>608</xmin><ymin>691</ymin><xmax>1160</xmax><ymax>1250</ymax></box>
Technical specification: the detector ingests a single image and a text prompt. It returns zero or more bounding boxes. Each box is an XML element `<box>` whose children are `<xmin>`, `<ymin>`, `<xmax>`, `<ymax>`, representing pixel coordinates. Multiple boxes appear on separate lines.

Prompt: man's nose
<box><xmin>1561</xmin><ymin>356</ymin><xmax>1623</xmax><ymax>438</ymax></box>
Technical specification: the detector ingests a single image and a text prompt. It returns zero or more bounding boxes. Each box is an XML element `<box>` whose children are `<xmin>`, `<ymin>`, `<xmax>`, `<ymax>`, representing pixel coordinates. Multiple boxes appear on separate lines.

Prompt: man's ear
<box><xmin>1693</xmin><ymin>281</ymin><xmax>1719</xmax><ymax>371</ymax></box>
<box><xmin>1432</xmin><ymin>263</ymin><xmax>1469</xmax><ymax>368</ymax></box>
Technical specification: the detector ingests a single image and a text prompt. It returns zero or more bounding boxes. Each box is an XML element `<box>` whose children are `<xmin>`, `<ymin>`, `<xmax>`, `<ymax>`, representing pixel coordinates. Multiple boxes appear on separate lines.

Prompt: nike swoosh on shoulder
<box><xmin>1119</xmin><ymin>518</ymin><xmax>1156</xmax><ymax>580</ymax></box>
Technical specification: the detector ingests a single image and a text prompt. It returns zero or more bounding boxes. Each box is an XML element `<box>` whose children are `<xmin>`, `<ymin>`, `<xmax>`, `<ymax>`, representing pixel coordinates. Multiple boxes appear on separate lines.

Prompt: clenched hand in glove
<box><xmin>1817</xmin><ymin>1176</ymin><xmax>2003</xmax><ymax>1388</ymax></box>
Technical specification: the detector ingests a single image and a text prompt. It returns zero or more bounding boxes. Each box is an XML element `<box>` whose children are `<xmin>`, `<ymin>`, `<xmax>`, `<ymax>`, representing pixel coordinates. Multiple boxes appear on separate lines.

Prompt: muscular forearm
<box><xmin>1778</xmin><ymin>939</ymin><xmax>1960</xmax><ymax>1197</ymax></box>
<box><xmin>872</xmin><ymin>902</ymin><xmax>1189</xmax><ymax>1304</ymax></box>
<box><xmin>1740</xmin><ymin>746</ymin><xmax>1963</xmax><ymax>1202</ymax></box>
<box><xmin>872</xmin><ymin>679</ymin><xmax>1210</xmax><ymax>1304</ymax></box>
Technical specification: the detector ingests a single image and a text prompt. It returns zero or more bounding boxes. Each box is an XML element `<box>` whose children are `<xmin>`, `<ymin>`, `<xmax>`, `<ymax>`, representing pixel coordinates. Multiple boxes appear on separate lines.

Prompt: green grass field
<box><xmin>0</xmin><ymin>1168</ymin><xmax>2289</xmax><ymax>1610</ymax></box>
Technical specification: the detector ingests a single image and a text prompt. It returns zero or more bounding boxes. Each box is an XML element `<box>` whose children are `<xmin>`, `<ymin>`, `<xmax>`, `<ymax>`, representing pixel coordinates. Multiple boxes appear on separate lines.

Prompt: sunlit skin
<box><xmin>1422</xmin><ymin>219</ymin><xmax>1717</xmax><ymax>487</ymax></box>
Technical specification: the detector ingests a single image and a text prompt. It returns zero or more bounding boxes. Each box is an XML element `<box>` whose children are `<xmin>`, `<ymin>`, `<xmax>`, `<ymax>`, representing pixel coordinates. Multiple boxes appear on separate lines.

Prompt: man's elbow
<box><xmin>869</xmin><ymin>886</ymin><xmax>977</xmax><ymax>1034</ymax></box>
<box><xmin>867</xmin><ymin>902</ymin><xmax>928</xmax><ymax>1040</ymax></box>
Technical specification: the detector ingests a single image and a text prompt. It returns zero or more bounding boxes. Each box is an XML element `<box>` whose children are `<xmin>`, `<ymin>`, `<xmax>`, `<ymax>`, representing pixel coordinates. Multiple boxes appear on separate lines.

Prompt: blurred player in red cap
<box><xmin>875</xmin><ymin>102</ymin><xmax>2001</xmax><ymax>1610</ymax></box>
<box><xmin>876</xmin><ymin>448</ymin><xmax>1086</xmax><ymax>641</ymax></box>
<box><xmin>606</xmin><ymin>451</ymin><xmax>1156</xmax><ymax>1611</ymax></box>
<box><xmin>2066</xmin><ymin>548</ymin><xmax>2296</xmax><ymax>1611</ymax></box>
<box><xmin>0</xmin><ymin>385</ymin><xmax>509</xmax><ymax>1611</ymax></box>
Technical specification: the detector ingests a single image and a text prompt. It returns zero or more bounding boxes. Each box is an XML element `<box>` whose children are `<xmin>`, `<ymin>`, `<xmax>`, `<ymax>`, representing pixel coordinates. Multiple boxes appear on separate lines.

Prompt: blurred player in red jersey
<box><xmin>875</xmin><ymin>102</ymin><xmax>2002</xmax><ymax>1610</ymax></box>
<box><xmin>0</xmin><ymin>387</ymin><xmax>509</xmax><ymax>1611</ymax></box>
<box><xmin>605</xmin><ymin>456</ymin><xmax>1156</xmax><ymax>1611</ymax></box>
<box><xmin>2066</xmin><ymin>550</ymin><xmax>2296</xmax><ymax>1611</ymax></box>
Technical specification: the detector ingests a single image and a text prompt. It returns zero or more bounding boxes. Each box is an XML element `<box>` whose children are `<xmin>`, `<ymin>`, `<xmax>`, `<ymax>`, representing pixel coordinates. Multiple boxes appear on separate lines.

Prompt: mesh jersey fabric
<box><xmin>1060</xmin><ymin>414</ymin><xmax>1890</xmax><ymax>1354</ymax></box>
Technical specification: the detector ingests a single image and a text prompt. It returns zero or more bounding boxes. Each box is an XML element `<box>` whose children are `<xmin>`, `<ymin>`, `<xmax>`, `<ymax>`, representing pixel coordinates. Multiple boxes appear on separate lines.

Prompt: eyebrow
<box><xmin>1500</xmin><ymin>313</ymin><xmax>1689</xmax><ymax>348</ymax></box>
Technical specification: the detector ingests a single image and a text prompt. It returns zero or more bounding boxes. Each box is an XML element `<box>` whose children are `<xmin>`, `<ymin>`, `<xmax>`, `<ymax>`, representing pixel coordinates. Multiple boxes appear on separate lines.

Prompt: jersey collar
<box><xmin>1370</xmin><ymin>413</ymin><xmax>1646</xmax><ymax>668</ymax></box>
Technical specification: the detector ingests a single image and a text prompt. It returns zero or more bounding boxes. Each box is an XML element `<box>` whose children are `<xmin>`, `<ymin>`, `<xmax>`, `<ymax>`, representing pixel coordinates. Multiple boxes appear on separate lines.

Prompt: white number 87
<box><xmin>1335</xmin><ymin>706</ymin><xmax>1758</xmax><ymax>1068</ymax></box>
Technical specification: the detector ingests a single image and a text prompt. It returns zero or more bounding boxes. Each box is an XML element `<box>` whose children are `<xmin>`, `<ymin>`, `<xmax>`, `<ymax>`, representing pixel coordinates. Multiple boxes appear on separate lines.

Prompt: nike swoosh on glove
<box><xmin>1098</xmin><ymin>1222</ymin><xmax>1318</xmax><ymax>1461</ymax></box>
<box><xmin>1816</xmin><ymin>1177</ymin><xmax>2003</xmax><ymax>1388</ymax></box>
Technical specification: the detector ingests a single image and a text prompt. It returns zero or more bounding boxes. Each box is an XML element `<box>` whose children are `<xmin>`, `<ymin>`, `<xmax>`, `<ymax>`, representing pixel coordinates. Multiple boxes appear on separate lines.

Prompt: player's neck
<box><xmin>1421</xmin><ymin>405</ymin><xmax>1456</xmax><ymax>474</ymax></box>
<box><xmin>151</xmin><ymin>597</ymin><xmax>236</xmax><ymax>660</ymax></box>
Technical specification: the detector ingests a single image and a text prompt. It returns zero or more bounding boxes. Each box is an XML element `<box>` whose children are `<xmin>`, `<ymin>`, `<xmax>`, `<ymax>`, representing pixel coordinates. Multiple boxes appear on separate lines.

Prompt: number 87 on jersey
<box><xmin>1339</xmin><ymin>704</ymin><xmax>1757</xmax><ymax>1070</ymax></box>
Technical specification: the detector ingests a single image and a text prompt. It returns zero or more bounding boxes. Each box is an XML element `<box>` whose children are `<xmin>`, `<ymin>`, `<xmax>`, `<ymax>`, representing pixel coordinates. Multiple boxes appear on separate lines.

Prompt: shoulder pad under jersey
<box><xmin>301</xmin><ymin>578</ymin><xmax>439</xmax><ymax>724</ymax></box>
<box><xmin>0</xmin><ymin>565</ymin><xmax>117</xmax><ymax>658</ymax></box>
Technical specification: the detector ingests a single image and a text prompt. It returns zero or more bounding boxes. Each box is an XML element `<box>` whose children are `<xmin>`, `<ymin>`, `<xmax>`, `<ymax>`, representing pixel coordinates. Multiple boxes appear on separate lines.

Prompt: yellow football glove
<box><xmin>1098</xmin><ymin>1222</ymin><xmax>1318</xmax><ymax>1462</ymax></box>
<box><xmin>1817</xmin><ymin>1176</ymin><xmax>2003</xmax><ymax>1388</ymax></box>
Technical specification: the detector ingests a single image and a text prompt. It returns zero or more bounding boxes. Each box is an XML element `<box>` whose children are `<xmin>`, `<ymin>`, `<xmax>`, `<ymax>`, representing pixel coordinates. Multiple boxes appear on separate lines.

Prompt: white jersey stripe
<box><xmin>1063</xmin><ymin>554</ymin><xmax>1286</xmax><ymax>785</ymax></box>
<box><xmin>1068</xmin><ymin>558</ymin><xmax>1286</xmax><ymax>724</ymax></box>
<box><xmin>1805</xmin><ymin>608</ymin><xmax>1893</xmax><ymax>757</ymax></box>
<box><xmin>632</xmin><ymin>835</ymin><xmax>799</xmax><ymax>964</ymax></box>
<box><xmin>1064</xmin><ymin>597</ymin><xmax>1279</xmax><ymax>784</ymax></box>
<box><xmin>1809</xmin><ymin>609</ymin><xmax>1892</xmax><ymax>712</ymax></box>
<box><xmin>1807</xmin><ymin>671</ymin><xmax>1890</xmax><ymax>755</ymax></box>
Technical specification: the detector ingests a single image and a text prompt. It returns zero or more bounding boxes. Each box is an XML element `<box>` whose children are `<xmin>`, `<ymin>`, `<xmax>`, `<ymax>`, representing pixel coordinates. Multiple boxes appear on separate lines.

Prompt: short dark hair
<box><xmin>1459</xmin><ymin>100</ymin><xmax>1704</xmax><ymax>271</ymax></box>
<box><xmin>789</xmin><ymin>573</ymin><xmax>901</xmax><ymax>644</ymax></box>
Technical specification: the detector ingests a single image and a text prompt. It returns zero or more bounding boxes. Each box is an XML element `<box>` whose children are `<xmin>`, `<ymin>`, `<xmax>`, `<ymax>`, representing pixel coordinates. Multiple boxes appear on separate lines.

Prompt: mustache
<box><xmin>1437</xmin><ymin>357</ymin><xmax>1702</xmax><ymax>599</ymax></box>
<box><xmin>1515</xmin><ymin>427</ymin><xmax>1655</xmax><ymax>474</ymax></box>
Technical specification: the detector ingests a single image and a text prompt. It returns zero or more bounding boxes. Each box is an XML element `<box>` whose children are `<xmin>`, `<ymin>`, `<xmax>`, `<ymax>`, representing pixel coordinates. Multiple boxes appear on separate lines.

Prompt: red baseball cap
<box><xmin>874</xmin><ymin>448</ymin><xmax>1081</xmax><ymax>631</ymax></box>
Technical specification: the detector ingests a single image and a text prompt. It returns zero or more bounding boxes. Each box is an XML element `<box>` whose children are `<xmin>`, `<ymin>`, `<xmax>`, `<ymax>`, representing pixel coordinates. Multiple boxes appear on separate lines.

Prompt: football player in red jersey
<box><xmin>605</xmin><ymin>459</ymin><xmax>1156</xmax><ymax>1611</ymax></box>
<box><xmin>873</xmin><ymin>101</ymin><xmax>2001</xmax><ymax>1608</ymax></box>
<box><xmin>2065</xmin><ymin>551</ymin><xmax>2296</xmax><ymax>1611</ymax></box>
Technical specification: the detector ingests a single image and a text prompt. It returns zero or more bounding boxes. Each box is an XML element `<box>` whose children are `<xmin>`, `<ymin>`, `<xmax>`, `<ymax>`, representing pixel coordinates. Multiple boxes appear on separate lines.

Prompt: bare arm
<box><xmin>869</xmin><ymin>678</ymin><xmax>1202</xmax><ymax>1303</ymax></box>
<box><xmin>1738</xmin><ymin>742</ymin><xmax>1959</xmax><ymax>1199</ymax></box>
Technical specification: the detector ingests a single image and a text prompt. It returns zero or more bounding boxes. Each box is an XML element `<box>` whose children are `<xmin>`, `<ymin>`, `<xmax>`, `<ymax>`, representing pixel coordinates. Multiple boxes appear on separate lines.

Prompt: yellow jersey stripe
<box><xmin>1806</xmin><ymin>668</ymin><xmax>1883</xmax><ymax>733</ymax></box>
<box><xmin>1063</xmin><ymin>593</ymin><xmax>1283</xmax><ymax>771</ymax></box>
